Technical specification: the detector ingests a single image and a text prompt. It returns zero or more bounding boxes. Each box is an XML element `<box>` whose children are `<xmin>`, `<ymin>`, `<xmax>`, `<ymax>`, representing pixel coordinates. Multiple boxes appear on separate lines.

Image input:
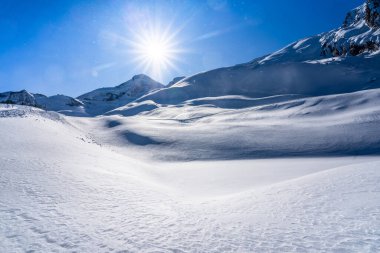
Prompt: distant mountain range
<box><xmin>1</xmin><ymin>0</ymin><xmax>380</xmax><ymax>117</ymax></box>
<box><xmin>0</xmin><ymin>74</ymin><xmax>164</xmax><ymax>116</ymax></box>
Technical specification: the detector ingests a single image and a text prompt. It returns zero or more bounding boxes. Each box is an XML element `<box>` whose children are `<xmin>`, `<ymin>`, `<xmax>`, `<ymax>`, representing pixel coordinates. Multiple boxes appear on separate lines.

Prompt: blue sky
<box><xmin>0</xmin><ymin>0</ymin><xmax>363</xmax><ymax>96</ymax></box>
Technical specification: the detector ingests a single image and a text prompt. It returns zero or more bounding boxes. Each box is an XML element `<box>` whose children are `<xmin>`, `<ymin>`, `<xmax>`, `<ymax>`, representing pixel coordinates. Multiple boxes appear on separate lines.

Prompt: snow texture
<box><xmin>1</xmin><ymin>1</ymin><xmax>380</xmax><ymax>252</ymax></box>
<box><xmin>0</xmin><ymin>105</ymin><xmax>380</xmax><ymax>252</ymax></box>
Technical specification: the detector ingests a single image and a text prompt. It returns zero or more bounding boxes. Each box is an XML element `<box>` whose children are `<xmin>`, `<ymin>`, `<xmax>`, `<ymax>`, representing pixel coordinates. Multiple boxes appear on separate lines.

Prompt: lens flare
<box><xmin>129</xmin><ymin>23</ymin><xmax>182</xmax><ymax>82</ymax></box>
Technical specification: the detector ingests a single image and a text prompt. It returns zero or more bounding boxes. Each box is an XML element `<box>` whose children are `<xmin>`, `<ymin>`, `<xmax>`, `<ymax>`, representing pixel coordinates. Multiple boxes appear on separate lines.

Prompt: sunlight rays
<box><xmin>129</xmin><ymin>23</ymin><xmax>182</xmax><ymax>82</ymax></box>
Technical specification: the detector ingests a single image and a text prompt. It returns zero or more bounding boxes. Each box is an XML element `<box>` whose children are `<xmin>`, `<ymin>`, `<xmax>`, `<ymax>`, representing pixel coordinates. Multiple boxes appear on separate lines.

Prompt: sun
<box><xmin>129</xmin><ymin>24</ymin><xmax>182</xmax><ymax>82</ymax></box>
<box><xmin>142</xmin><ymin>38</ymin><xmax>170</xmax><ymax>64</ymax></box>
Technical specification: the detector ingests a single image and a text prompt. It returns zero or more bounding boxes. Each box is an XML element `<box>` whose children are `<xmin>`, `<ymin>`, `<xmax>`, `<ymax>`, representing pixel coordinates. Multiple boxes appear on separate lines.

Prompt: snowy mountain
<box><xmin>35</xmin><ymin>94</ymin><xmax>85</xmax><ymax>116</ymax></box>
<box><xmin>77</xmin><ymin>74</ymin><xmax>164</xmax><ymax>115</ymax></box>
<box><xmin>0</xmin><ymin>74</ymin><xmax>164</xmax><ymax>116</ymax></box>
<box><xmin>0</xmin><ymin>90</ymin><xmax>37</xmax><ymax>106</ymax></box>
<box><xmin>132</xmin><ymin>0</ymin><xmax>380</xmax><ymax>106</ymax></box>
<box><xmin>1</xmin><ymin>1</ymin><xmax>380</xmax><ymax>251</ymax></box>
<box><xmin>0</xmin><ymin>90</ymin><xmax>85</xmax><ymax>115</ymax></box>
<box><xmin>321</xmin><ymin>0</ymin><xmax>380</xmax><ymax>57</ymax></box>
<box><xmin>1</xmin><ymin>1</ymin><xmax>380</xmax><ymax>117</ymax></box>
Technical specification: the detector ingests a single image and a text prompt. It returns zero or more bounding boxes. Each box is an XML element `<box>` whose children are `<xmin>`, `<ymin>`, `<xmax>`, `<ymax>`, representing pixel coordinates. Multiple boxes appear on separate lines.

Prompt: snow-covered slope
<box><xmin>1</xmin><ymin>2</ymin><xmax>380</xmax><ymax>251</ymax></box>
<box><xmin>35</xmin><ymin>94</ymin><xmax>86</xmax><ymax>116</ymax></box>
<box><xmin>166</xmin><ymin>76</ymin><xmax>186</xmax><ymax>87</ymax></box>
<box><xmin>82</xmin><ymin>88</ymin><xmax>380</xmax><ymax>161</ymax></box>
<box><xmin>1</xmin><ymin>104</ymin><xmax>380</xmax><ymax>252</ymax></box>
<box><xmin>78</xmin><ymin>74</ymin><xmax>164</xmax><ymax>115</ymax></box>
<box><xmin>134</xmin><ymin>0</ymin><xmax>380</xmax><ymax>106</ymax></box>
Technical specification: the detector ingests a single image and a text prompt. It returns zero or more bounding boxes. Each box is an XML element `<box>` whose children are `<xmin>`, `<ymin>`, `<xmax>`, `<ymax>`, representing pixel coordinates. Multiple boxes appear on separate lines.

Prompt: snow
<box><xmin>77</xmin><ymin>74</ymin><xmax>164</xmax><ymax>116</ymax></box>
<box><xmin>130</xmin><ymin>2</ymin><xmax>380</xmax><ymax>107</ymax></box>
<box><xmin>167</xmin><ymin>76</ymin><xmax>186</xmax><ymax>87</ymax></box>
<box><xmin>1</xmin><ymin>1</ymin><xmax>380</xmax><ymax>251</ymax></box>
<box><xmin>0</xmin><ymin>105</ymin><xmax>380</xmax><ymax>252</ymax></box>
<box><xmin>135</xmin><ymin>49</ymin><xmax>380</xmax><ymax>106</ymax></box>
<box><xmin>81</xmin><ymin>88</ymin><xmax>380</xmax><ymax>161</ymax></box>
<box><xmin>0</xmin><ymin>91</ymin><xmax>85</xmax><ymax>116</ymax></box>
<box><xmin>36</xmin><ymin>94</ymin><xmax>86</xmax><ymax>116</ymax></box>
<box><xmin>105</xmin><ymin>100</ymin><xmax>160</xmax><ymax>117</ymax></box>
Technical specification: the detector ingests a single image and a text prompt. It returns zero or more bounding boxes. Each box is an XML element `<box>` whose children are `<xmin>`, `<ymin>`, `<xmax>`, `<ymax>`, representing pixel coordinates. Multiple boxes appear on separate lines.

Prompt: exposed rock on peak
<box><xmin>365</xmin><ymin>0</ymin><xmax>380</xmax><ymax>28</ymax></box>
<box><xmin>0</xmin><ymin>90</ymin><xmax>37</xmax><ymax>106</ymax></box>
<box><xmin>133</xmin><ymin>1</ymin><xmax>380</xmax><ymax>106</ymax></box>
<box><xmin>343</xmin><ymin>1</ymin><xmax>379</xmax><ymax>28</ymax></box>
<box><xmin>343</xmin><ymin>4</ymin><xmax>365</xmax><ymax>28</ymax></box>
<box><xmin>320</xmin><ymin>0</ymin><xmax>380</xmax><ymax>57</ymax></box>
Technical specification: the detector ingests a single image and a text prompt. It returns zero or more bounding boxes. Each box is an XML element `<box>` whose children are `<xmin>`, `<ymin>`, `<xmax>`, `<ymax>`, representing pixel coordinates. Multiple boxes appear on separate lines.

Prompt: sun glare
<box><xmin>128</xmin><ymin>22</ymin><xmax>182</xmax><ymax>82</ymax></box>
<box><xmin>143</xmin><ymin>39</ymin><xmax>170</xmax><ymax>63</ymax></box>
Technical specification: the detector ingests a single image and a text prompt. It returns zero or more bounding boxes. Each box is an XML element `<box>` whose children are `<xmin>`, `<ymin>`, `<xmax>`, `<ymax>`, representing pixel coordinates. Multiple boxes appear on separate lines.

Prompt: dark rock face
<box><xmin>349</xmin><ymin>41</ymin><xmax>380</xmax><ymax>56</ymax></box>
<box><xmin>343</xmin><ymin>7</ymin><xmax>363</xmax><ymax>28</ymax></box>
<box><xmin>365</xmin><ymin>0</ymin><xmax>380</xmax><ymax>28</ymax></box>
<box><xmin>321</xmin><ymin>41</ymin><xmax>379</xmax><ymax>57</ymax></box>
<box><xmin>65</xmin><ymin>97</ymin><xmax>84</xmax><ymax>107</ymax></box>
<box><xmin>2</xmin><ymin>90</ymin><xmax>37</xmax><ymax>106</ymax></box>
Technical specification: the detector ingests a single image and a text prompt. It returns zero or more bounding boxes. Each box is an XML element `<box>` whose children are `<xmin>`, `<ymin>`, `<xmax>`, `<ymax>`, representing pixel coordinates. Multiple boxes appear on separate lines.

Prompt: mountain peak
<box><xmin>131</xmin><ymin>74</ymin><xmax>151</xmax><ymax>81</ymax></box>
<box><xmin>343</xmin><ymin>0</ymin><xmax>380</xmax><ymax>28</ymax></box>
<box><xmin>77</xmin><ymin>74</ymin><xmax>164</xmax><ymax>115</ymax></box>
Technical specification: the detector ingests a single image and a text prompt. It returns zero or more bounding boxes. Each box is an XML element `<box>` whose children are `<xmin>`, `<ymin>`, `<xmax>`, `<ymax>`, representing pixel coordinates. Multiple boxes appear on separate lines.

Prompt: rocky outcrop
<box><xmin>0</xmin><ymin>90</ymin><xmax>37</xmax><ymax>106</ymax></box>
<box><xmin>365</xmin><ymin>0</ymin><xmax>380</xmax><ymax>28</ymax></box>
<box><xmin>320</xmin><ymin>0</ymin><xmax>380</xmax><ymax>57</ymax></box>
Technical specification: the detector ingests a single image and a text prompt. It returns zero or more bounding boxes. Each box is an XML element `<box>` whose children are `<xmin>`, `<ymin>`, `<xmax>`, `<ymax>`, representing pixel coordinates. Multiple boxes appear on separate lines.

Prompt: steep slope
<box><xmin>78</xmin><ymin>74</ymin><xmax>164</xmax><ymax>115</ymax></box>
<box><xmin>135</xmin><ymin>0</ymin><xmax>380</xmax><ymax>105</ymax></box>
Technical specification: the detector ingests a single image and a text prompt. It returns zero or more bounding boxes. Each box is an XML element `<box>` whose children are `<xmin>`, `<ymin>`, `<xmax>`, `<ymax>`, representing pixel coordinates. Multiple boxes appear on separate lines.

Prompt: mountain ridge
<box><xmin>131</xmin><ymin>0</ymin><xmax>380</xmax><ymax>107</ymax></box>
<box><xmin>1</xmin><ymin>0</ymin><xmax>379</xmax><ymax>117</ymax></box>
